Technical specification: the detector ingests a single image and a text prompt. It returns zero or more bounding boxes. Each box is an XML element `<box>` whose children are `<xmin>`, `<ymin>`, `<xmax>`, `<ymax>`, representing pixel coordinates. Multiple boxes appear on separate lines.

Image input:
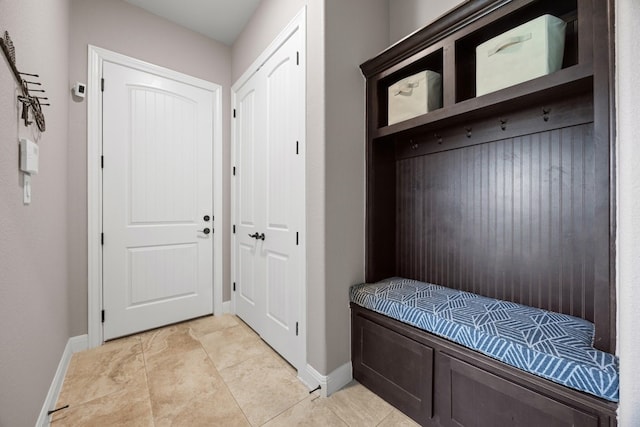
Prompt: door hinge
<box><xmin>296</xmin><ymin>232</ymin><xmax>299</xmax><ymax>246</ymax></box>
<box><xmin>101</xmin><ymin>233</ymin><xmax>104</xmax><ymax>245</ymax></box>
<box><xmin>101</xmin><ymin>155</ymin><xmax>104</xmax><ymax>169</ymax></box>
<box><xmin>296</xmin><ymin>141</ymin><xmax>299</xmax><ymax>155</ymax></box>
<box><xmin>233</xmin><ymin>166</ymin><xmax>236</xmax><ymax>176</ymax></box>
<box><xmin>233</xmin><ymin>282</ymin><xmax>236</xmax><ymax>292</ymax></box>
<box><xmin>101</xmin><ymin>78</ymin><xmax>105</xmax><ymax>92</ymax></box>
<box><xmin>233</xmin><ymin>108</ymin><xmax>236</xmax><ymax>118</ymax></box>
<box><xmin>101</xmin><ymin>310</ymin><xmax>105</xmax><ymax>323</ymax></box>
<box><xmin>233</xmin><ymin>225</ymin><xmax>236</xmax><ymax>234</ymax></box>
<box><xmin>296</xmin><ymin>322</ymin><xmax>299</xmax><ymax>336</ymax></box>
<box><xmin>296</xmin><ymin>51</ymin><xmax>299</xmax><ymax>66</ymax></box>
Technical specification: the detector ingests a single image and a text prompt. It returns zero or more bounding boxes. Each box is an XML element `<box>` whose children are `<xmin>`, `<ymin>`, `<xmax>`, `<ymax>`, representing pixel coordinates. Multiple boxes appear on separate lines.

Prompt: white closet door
<box><xmin>234</xmin><ymin>27</ymin><xmax>304</xmax><ymax>367</ymax></box>
<box><xmin>235</xmin><ymin>76</ymin><xmax>266</xmax><ymax>332</ymax></box>
<box><xmin>259</xmin><ymin>29</ymin><xmax>304</xmax><ymax>362</ymax></box>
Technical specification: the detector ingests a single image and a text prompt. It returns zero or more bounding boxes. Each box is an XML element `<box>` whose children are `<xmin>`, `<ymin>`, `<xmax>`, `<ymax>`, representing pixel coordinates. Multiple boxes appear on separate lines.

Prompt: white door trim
<box><xmin>87</xmin><ymin>46</ymin><xmax>224</xmax><ymax>348</ymax></box>
<box><xmin>231</xmin><ymin>7</ymin><xmax>307</xmax><ymax>373</ymax></box>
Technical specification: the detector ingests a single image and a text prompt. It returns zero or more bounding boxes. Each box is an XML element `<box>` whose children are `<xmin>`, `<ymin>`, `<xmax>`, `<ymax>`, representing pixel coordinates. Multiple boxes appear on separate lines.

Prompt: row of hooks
<box><xmin>0</xmin><ymin>30</ymin><xmax>48</xmax><ymax>132</ymax></box>
<box><xmin>410</xmin><ymin>107</ymin><xmax>553</xmax><ymax>149</ymax></box>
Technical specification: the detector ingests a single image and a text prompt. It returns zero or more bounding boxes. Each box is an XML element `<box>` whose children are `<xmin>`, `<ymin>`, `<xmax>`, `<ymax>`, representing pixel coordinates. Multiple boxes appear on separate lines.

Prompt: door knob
<box><xmin>203</xmin><ymin>215</ymin><xmax>211</xmax><ymax>222</ymax></box>
<box><xmin>258</xmin><ymin>233</ymin><xmax>265</xmax><ymax>241</ymax></box>
<box><xmin>198</xmin><ymin>228</ymin><xmax>211</xmax><ymax>235</ymax></box>
<box><xmin>249</xmin><ymin>232</ymin><xmax>259</xmax><ymax>239</ymax></box>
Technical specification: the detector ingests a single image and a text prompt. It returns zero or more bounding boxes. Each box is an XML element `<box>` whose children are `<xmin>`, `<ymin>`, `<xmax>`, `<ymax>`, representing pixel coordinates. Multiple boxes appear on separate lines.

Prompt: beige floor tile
<box><xmin>219</xmin><ymin>353</ymin><xmax>309</xmax><ymax>426</ymax></box>
<box><xmin>377</xmin><ymin>409</ymin><xmax>421</xmax><ymax>427</ymax></box>
<box><xmin>262</xmin><ymin>395</ymin><xmax>348</xmax><ymax>427</ymax></box>
<box><xmin>235</xmin><ymin>316</ymin><xmax>260</xmax><ymax>336</ymax></box>
<box><xmin>153</xmin><ymin>392</ymin><xmax>251</xmax><ymax>427</ymax></box>
<box><xmin>140</xmin><ymin>322</ymin><xmax>202</xmax><ymax>359</ymax></box>
<box><xmin>56</xmin><ymin>336</ymin><xmax>144</xmax><ymax>406</ymax></box>
<box><xmin>199</xmin><ymin>324</ymin><xmax>271</xmax><ymax>371</ymax></box>
<box><xmin>145</xmin><ymin>347</ymin><xmax>248</xmax><ymax>426</ymax></box>
<box><xmin>51</xmin><ymin>374</ymin><xmax>153</xmax><ymax>427</ymax></box>
<box><xmin>324</xmin><ymin>382</ymin><xmax>394</xmax><ymax>427</ymax></box>
<box><xmin>274</xmin><ymin>352</ymin><xmax>299</xmax><ymax>378</ymax></box>
<box><xmin>186</xmin><ymin>314</ymin><xmax>241</xmax><ymax>337</ymax></box>
<box><xmin>56</xmin><ymin>318</ymin><xmax>348</xmax><ymax>427</ymax></box>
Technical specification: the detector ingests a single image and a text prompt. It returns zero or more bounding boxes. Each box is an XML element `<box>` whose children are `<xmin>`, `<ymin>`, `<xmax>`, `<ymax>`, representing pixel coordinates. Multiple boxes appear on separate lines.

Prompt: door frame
<box><xmin>87</xmin><ymin>46</ymin><xmax>224</xmax><ymax>348</ymax></box>
<box><xmin>231</xmin><ymin>8</ymin><xmax>307</xmax><ymax>373</ymax></box>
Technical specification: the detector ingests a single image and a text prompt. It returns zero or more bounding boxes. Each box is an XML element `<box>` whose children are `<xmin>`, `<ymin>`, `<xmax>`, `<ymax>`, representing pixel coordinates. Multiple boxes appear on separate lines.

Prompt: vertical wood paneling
<box><xmin>129</xmin><ymin>88</ymin><xmax>196</xmax><ymax>224</ymax></box>
<box><xmin>396</xmin><ymin>123</ymin><xmax>596</xmax><ymax>321</ymax></box>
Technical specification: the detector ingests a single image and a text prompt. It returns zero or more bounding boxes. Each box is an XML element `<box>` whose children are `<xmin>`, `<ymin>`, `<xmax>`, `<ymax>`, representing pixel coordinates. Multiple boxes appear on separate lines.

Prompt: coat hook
<box><xmin>2</xmin><ymin>30</ymin><xmax>48</xmax><ymax>132</ymax></box>
<box><xmin>542</xmin><ymin>107</ymin><xmax>550</xmax><ymax>122</ymax></box>
<box><xmin>500</xmin><ymin>119</ymin><xmax>507</xmax><ymax>131</ymax></box>
<box><xmin>466</xmin><ymin>127</ymin><xmax>472</xmax><ymax>138</ymax></box>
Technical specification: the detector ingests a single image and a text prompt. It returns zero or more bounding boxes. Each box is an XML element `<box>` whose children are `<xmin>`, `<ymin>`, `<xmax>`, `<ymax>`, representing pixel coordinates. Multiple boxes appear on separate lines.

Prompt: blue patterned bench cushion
<box><xmin>350</xmin><ymin>278</ymin><xmax>619</xmax><ymax>402</ymax></box>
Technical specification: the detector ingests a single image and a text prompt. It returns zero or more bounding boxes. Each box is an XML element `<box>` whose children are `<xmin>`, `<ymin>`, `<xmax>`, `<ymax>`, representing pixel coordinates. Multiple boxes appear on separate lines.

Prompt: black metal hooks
<box><xmin>1</xmin><ymin>30</ymin><xmax>48</xmax><ymax>132</ymax></box>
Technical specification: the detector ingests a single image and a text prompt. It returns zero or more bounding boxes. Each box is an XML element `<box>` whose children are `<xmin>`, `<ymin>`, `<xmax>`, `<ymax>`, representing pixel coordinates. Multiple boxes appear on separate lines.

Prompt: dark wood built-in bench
<box><xmin>354</xmin><ymin>0</ymin><xmax>617</xmax><ymax>425</ymax></box>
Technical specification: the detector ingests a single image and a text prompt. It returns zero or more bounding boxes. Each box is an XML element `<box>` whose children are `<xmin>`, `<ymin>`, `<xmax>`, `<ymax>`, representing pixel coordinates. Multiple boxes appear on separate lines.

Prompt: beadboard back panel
<box><xmin>396</xmin><ymin>123</ymin><xmax>596</xmax><ymax>321</ymax></box>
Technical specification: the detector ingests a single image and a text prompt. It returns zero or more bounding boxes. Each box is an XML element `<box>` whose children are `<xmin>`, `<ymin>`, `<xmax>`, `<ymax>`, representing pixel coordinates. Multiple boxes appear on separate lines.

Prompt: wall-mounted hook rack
<box><xmin>1</xmin><ymin>30</ymin><xmax>48</xmax><ymax>132</ymax></box>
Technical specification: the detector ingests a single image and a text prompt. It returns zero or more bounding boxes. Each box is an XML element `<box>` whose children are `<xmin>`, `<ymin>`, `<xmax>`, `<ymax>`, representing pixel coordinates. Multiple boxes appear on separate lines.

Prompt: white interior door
<box><xmin>235</xmin><ymin>74</ymin><xmax>265</xmax><ymax>330</ymax></box>
<box><xmin>234</xmin><ymin>27</ymin><xmax>305</xmax><ymax>367</ymax></box>
<box><xmin>102</xmin><ymin>60</ymin><xmax>214</xmax><ymax>340</ymax></box>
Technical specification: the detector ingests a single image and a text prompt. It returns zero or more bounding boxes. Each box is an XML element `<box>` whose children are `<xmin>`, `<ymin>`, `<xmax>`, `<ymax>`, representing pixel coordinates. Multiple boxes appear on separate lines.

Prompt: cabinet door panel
<box><xmin>353</xmin><ymin>314</ymin><xmax>433</xmax><ymax>424</ymax></box>
<box><xmin>439</xmin><ymin>354</ymin><xmax>599</xmax><ymax>427</ymax></box>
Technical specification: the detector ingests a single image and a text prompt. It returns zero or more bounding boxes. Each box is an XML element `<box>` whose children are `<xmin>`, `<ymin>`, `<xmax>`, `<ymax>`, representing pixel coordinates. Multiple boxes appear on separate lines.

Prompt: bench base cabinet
<box><xmin>351</xmin><ymin>304</ymin><xmax>617</xmax><ymax>427</ymax></box>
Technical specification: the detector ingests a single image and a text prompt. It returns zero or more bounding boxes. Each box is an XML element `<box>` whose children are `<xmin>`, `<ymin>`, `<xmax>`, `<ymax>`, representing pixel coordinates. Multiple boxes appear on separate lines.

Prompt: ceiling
<box><xmin>123</xmin><ymin>0</ymin><xmax>262</xmax><ymax>46</ymax></box>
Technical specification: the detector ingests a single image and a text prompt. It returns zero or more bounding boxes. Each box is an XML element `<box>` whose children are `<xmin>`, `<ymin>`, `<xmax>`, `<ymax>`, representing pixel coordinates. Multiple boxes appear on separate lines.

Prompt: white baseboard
<box><xmin>302</xmin><ymin>362</ymin><xmax>353</xmax><ymax>397</ymax></box>
<box><xmin>222</xmin><ymin>300</ymin><xmax>232</xmax><ymax>314</ymax></box>
<box><xmin>36</xmin><ymin>335</ymin><xmax>88</xmax><ymax>427</ymax></box>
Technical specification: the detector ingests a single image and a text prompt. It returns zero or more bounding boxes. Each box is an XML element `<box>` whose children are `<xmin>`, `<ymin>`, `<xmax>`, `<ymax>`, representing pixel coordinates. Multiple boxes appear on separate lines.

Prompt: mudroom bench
<box><xmin>357</xmin><ymin>0</ymin><xmax>617</xmax><ymax>425</ymax></box>
<box><xmin>350</xmin><ymin>278</ymin><xmax>618</xmax><ymax>426</ymax></box>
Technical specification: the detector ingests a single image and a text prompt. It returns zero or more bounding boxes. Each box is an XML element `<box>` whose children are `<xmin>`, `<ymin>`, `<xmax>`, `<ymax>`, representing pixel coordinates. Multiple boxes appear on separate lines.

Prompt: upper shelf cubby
<box><xmin>362</xmin><ymin>0</ymin><xmax>591</xmax><ymax>137</ymax></box>
<box><xmin>455</xmin><ymin>0</ymin><xmax>579</xmax><ymax>102</ymax></box>
<box><xmin>375</xmin><ymin>48</ymin><xmax>443</xmax><ymax>129</ymax></box>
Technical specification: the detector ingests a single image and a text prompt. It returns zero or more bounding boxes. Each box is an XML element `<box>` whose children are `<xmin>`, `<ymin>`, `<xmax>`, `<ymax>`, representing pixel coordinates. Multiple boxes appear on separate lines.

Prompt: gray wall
<box><xmin>616</xmin><ymin>0</ymin><xmax>640</xmax><ymax>424</ymax></box>
<box><xmin>323</xmin><ymin>0</ymin><xmax>389</xmax><ymax>373</ymax></box>
<box><xmin>0</xmin><ymin>0</ymin><xmax>71</xmax><ymax>425</ymax></box>
<box><xmin>67</xmin><ymin>0</ymin><xmax>232</xmax><ymax>335</ymax></box>
<box><xmin>389</xmin><ymin>0</ymin><xmax>466</xmax><ymax>44</ymax></box>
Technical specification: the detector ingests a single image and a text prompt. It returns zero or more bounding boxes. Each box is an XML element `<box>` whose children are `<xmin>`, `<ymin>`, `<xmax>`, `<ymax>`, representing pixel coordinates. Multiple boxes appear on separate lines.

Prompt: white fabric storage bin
<box><xmin>476</xmin><ymin>14</ymin><xmax>566</xmax><ymax>96</ymax></box>
<box><xmin>388</xmin><ymin>71</ymin><xmax>442</xmax><ymax>125</ymax></box>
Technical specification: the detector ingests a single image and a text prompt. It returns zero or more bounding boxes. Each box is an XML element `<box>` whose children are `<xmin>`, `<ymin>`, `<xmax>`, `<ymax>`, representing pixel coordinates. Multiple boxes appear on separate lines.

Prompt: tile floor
<box><xmin>52</xmin><ymin>314</ymin><xmax>419</xmax><ymax>426</ymax></box>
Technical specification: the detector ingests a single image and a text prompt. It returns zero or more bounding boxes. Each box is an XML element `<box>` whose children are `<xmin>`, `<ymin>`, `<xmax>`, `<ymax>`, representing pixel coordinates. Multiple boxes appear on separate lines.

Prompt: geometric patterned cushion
<box><xmin>350</xmin><ymin>277</ymin><xmax>619</xmax><ymax>402</ymax></box>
